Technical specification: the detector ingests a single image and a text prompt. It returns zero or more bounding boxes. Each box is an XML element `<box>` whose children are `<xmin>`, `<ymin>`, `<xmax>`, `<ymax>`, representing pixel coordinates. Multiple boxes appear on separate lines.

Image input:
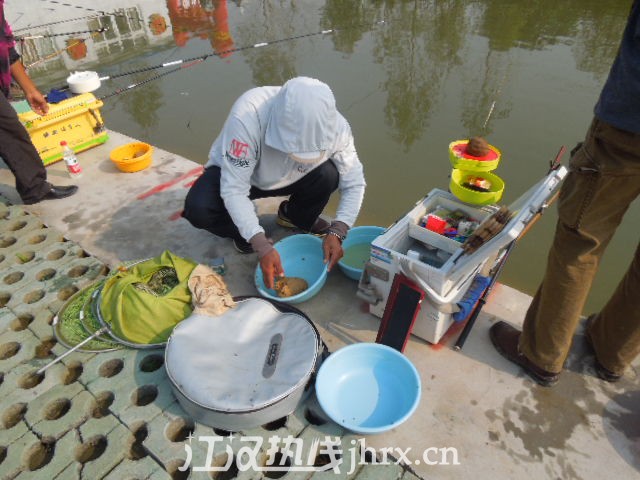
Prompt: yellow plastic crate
<box><xmin>18</xmin><ymin>93</ymin><xmax>109</xmax><ymax>166</ymax></box>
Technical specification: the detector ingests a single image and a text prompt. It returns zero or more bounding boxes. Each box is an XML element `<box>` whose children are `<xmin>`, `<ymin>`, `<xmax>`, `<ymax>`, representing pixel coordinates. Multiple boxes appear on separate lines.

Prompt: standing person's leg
<box><xmin>0</xmin><ymin>93</ymin><xmax>51</xmax><ymax>203</ymax></box>
<box><xmin>520</xmin><ymin>118</ymin><xmax>640</xmax><ymax>373</ymax></box>
<box><xmin>588</xmin><ymin>241</ymin><xmax>640</xmax><ymax>375</ymax></box>
<box><xmin>182</xmin><ymin>166</ymin><xmax>244</xmax><ymax>241</ymax></box>
<box><xmin>275</xmin><ymin>160</ymin><xmax>339</xmax><ymax>232</ymax></box>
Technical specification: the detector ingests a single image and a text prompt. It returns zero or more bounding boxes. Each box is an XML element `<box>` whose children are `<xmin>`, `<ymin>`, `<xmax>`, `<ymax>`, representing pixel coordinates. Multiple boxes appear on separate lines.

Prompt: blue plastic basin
<box><xmin>315</xmin><ymin>343</ymin><xmax>421</xmax><ymax>434</ymax></box>
<box><xmin>255</xmin><ymin>234</ymin><xmax>328</xmax><ymax>304</ymax></box>
<box><xmin>338</xmin><ymin>226</ymin><xmax>385</xmax><ymax>281</ymax></box>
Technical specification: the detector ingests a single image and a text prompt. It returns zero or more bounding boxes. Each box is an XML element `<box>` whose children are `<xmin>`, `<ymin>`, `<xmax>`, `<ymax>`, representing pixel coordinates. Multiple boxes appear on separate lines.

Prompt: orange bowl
<box><xmin>110</xmin><ymin>142</ymin><xmax>153</xmax><ymax>173</ymax></box>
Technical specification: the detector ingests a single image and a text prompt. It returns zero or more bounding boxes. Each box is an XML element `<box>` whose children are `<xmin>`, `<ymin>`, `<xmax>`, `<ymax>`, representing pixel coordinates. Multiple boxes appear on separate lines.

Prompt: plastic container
<box><xmin>338</xmin><ymin>226</ymin><xmax>385</xmax><ymax>281</ymax></box>
<box><xmin>255</xmin><ymin>234</ymin><xmax>328</xmax><ymax>304</ymax></box>
<box><xmin>60</xmin><ymin>141</ymin><xmax>82</xmax><ymax>179</ymax></box>
<box><xmin>110</xmin><ymin>142</ymin><xmax>153</xmax><ymax>173</ymax></box>
<box><xmin>66</xmin><ymin>71</ymin><xmax>101</xmax><ymax>94</ymax></box>
<box><xmin>449</xmin><ymin>139</ymin><xmax>501</xmax><ymax>172</ymax></box>
<box><xmin>449</xmin><ymin>169</ymin><xmax>505</xmax><ymax>206</ymax></box>
<box><xmin>362</xmin><ymin>167</ymin><xmax>567</xmax><ymax>344</ymax></box>
<box><xmin>315</xmin><ymin>343</ymin><xmax>421</xmax><ymax>434</ymax></box>
<box><xmin>17</xmin><ymin>93</ymin><xmax>108</xmax><ymax>165</ymax></box>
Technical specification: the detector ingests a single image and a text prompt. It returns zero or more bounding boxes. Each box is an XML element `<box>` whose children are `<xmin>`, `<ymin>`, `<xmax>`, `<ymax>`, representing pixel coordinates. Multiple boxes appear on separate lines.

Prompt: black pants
<box><xmin>183</xmin><ymin>161</ymin><xmax>339</xmax><ymax>241</ymax></box>
<box><xmin>0</xmin><ymin>93</ymin><xmax>50</xmax><ymax>203</ymax></box>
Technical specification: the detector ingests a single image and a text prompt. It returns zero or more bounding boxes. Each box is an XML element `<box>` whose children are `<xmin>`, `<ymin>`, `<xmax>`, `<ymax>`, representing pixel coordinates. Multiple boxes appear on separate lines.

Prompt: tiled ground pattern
<box><xmin>0</xmin><ymin>200</ymin><xmax>422</xmax><ymax>480</ymax></box>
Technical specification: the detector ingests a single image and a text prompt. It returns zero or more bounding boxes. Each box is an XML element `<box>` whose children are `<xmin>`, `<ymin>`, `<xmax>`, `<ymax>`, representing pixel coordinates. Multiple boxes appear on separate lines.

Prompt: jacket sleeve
<box><xmin>8</xmin><ymin>46</ymin><xmax>20</xmax><ymax>65</ymax></box>
<box><xmin>331</xmin><ymin>118</ymin><xmax>366</xmax><ymax>227</ymax></box>
<box><xmin>216</xmin><ymin>113</ymin><xmax>264</xmax><ymax>241</ymax></box>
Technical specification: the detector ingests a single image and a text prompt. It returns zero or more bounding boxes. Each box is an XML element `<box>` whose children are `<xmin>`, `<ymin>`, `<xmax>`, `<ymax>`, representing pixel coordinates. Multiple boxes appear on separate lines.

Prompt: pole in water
<box><xmin>481</xmin><ymin>68</ymin><xmax>509</xmax><ymax>134</ymax></box>
<box><xmin>482</xmin><ymin>100</ymin><xmax>496</xmax><ymax>132</ymax></box>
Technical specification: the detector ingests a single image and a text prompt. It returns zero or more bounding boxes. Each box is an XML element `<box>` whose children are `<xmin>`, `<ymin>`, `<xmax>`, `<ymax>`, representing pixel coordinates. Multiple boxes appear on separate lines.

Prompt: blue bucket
<box><xmin>338</xmin><ymin>226</ymin><xmax>386</xmax><ymax>281</ymax></box>
<box><xmin>255</xmin><ymin>234</ymin><xmax>328</xmax><ymax>304</ymax></box>
<box><xmin>315</xmin><ymin>343</ymin><xmax>421</xmax><ymax>434</ymax></box>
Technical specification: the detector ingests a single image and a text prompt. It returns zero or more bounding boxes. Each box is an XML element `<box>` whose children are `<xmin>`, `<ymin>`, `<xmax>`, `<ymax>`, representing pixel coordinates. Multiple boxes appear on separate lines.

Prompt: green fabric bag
<box><xmin>100</xmin><ymin>250</ymin><xmax>197</xmax><ymax>345</ymax></box>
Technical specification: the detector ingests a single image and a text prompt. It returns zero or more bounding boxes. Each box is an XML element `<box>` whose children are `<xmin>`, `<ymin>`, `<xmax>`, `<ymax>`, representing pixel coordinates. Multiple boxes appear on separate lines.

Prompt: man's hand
<box><xmin>10</xmin><ymin>61</ymin><xmax>49</xmax><ymax>116</ymax></box>
<box><xmin>260</xmin><ymin>249</ymin><xmax>284</xmax><ymax>290</ymax></box>
<box><xmin>323</xmin><ymin>234</ymin><xmax>343</xmax><ymax>271</ymax></box>
<box><xmin>26</xmin><ymin>90</ymin><xmax>49</xmax><ymax>116</ymax></box>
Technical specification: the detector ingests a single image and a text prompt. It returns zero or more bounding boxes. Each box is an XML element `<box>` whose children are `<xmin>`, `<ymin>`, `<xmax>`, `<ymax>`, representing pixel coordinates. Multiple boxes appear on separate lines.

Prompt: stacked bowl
<box><xmin>448</xmin><ymin>139</ymin><xmax>504</xmax><ymax>206</ymax></box>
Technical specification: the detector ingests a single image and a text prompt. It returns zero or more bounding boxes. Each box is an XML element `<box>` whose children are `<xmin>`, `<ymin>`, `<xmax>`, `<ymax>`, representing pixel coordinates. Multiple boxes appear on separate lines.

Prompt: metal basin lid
<box><xmin>165</xmin><ymin>297</ymin><xmax>319</xmax><ymax>413</ymax></box>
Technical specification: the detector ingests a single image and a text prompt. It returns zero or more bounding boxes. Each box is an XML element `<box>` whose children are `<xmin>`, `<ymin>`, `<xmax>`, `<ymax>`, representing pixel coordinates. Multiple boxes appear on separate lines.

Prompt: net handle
<box><xmin>36</xmin><ymin>326</ymin><xmax>108</xmax><ymax>374</ymax></box>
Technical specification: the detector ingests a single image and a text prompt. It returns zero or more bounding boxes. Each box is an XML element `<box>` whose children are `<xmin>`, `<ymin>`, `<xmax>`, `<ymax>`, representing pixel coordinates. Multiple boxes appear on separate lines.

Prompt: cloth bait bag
<box><xmin>99</xmin><ymin>250</ymin><xmax>197</xmax><ymax>346</ymax></box>
<box><xmin>165</xmin><ymin>296</ymin><xmax>326</xmax><ymax>431</ymax></box>
<box><xmin>187</xmin><ymin>264</ymin><xmax>235</xmax><ymax>316</ymax></box>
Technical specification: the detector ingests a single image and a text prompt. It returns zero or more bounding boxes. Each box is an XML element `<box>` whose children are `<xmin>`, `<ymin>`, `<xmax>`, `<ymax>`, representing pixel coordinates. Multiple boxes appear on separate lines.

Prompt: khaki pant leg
<box><xmin>519</xmin><ymin>118</ymin><xmax>640</xmax><ymax>373</ymax></box>
<box><xmin>588</xmin><ymin>241</ymin><xmax>640</xmax><ymax>373</ymax></box>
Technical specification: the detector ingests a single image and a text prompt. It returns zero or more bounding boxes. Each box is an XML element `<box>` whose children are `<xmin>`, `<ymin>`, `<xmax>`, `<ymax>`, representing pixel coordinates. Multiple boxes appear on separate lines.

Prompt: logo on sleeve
<box><xmin>230</xmin><ymin>139</ymin><xmax>249</xmax><ymax>158</ymax></box>
<box><xmin>226</xmin><ymin>139</ymin><xmax>251</xmax><ymax>168</ymax></box>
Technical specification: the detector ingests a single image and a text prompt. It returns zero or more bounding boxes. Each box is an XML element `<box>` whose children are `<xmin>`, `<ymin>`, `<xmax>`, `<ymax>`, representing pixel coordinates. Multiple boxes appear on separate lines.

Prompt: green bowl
<box><xmin>450</xmin><ymin>169</ymin><xmax>505</xmax><ymax>205</ymax></box>
<box><xmin>449</xmin><ymin>140</ymin><xmax>501</xmax><ymax>172</ymax></box>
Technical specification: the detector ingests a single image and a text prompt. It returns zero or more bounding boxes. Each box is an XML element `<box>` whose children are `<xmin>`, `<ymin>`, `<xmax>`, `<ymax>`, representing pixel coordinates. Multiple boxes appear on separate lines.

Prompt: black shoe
<box><xmin>23</xmin><ymin>185</ymin><xmax>79</xmax><ymax>205</ymax></box>
<box><xmin>489</xmin><ymin>321</ymin><xmax>560</xmax><ymax>387</ymax></box>
<box><xmin>584</xmin><ymin>315</ymin><xmax>623</xmax><ymax>383</ymax></box>
<box><xmin>276</xmin><ymin>200</ymin><xmax>330</xmax><ymax>236</ymax></box>
<box><xmin>232</xmin><ymin>238</ymin><xmax>254</xmax><ymax>254</ymax></box>
<box><xmin>41</xmin><ymin>185</ymin><xmax>78</xmax><ymax>201</ymax></box>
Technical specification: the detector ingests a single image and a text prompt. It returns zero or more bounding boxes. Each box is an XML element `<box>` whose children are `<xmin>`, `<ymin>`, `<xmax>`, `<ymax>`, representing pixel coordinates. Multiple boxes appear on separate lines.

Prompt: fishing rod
<box><xmin>24</xmin><ymin>28</ymin><xmax>108</xmax><ymax>69</ymax></box>
<box><xmin>12</xmin><ymin>11</ymin><xmax>124</xmax><ymax>33</ymax></box>
<box><xmin>37</xmin><ymin>0</ymin><xmax>109</xmax><ymax>16</ymax></box>
<box><xmin>101</xmin><ymin>21</ymin><xmax>386</xmax><ymax>84</ymax></box>
<box><xmin>75</xmin><ymin>21</ymin><xmax>386</xmax><ymax>100</ymax></box>
<box><xmin>15</xmin><ymin>27</ymin><xmax>108</xmax><ymax>41</ymax></box>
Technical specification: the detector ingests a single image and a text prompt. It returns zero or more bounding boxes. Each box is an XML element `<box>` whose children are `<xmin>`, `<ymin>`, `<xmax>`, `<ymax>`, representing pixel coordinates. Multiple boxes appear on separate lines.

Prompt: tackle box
<box><xmin>16</xmin><ymin>93</ymin><xmax>109</xmax><ymax>165</ymax></box>
<box><xmin>359</xmin><ymin>165</ymin><xmax>567</xmax><ymax>344</ymax></box>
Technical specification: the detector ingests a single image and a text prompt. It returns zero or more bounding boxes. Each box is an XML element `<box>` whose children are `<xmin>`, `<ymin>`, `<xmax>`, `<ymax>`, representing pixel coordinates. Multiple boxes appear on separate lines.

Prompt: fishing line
<box><xmin>344</xmin><ymin>87</ymin><xmax>381</xmax><ymax>112</ymax></box>
<box><xmin>92</xmin><ymin>20</ymin><xmax>386</xmax><ymax>100</ymax></box>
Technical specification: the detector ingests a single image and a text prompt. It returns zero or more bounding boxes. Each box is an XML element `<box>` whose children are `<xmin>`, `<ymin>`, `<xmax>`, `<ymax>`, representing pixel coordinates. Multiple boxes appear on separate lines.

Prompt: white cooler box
<box><xmin>359</xmin><ymin>166</ymin><xmax>567</xmax><ymax>344</ymax></box>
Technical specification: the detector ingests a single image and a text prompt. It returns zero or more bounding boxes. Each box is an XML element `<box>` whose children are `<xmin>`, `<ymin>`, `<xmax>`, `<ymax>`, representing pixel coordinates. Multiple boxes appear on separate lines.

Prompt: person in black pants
<box><xmin>0</xmin><ymin>0</ymin><xmax>77</xmax><ymax>204</ymax></box>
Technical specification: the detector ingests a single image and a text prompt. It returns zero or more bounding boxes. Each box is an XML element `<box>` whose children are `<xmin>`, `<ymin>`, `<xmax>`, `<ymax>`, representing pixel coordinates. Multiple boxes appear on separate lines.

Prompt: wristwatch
<box><xmin>327</xmin><ymin>231</ymin><xmax>345</xmax><ymax>242</ymax></box>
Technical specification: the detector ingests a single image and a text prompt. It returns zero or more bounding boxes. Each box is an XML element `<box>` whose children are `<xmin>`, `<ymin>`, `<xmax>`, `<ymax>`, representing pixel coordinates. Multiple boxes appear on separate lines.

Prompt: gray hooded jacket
<box><xmin>206</xmin><ymin>77</ymin><xmax>366</xmax><ymax>242</ymax></box>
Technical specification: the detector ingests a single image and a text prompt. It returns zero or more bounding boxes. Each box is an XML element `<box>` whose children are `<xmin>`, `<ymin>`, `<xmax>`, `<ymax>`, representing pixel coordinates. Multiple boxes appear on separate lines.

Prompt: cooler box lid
<box><xmin>446</xmin><ymin>165</ymin><xmax>567</xmax><ymax>276</ymax></box>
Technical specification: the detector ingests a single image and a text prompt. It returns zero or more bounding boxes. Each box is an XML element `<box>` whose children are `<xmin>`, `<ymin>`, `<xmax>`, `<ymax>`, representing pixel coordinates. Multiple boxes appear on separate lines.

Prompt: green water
<box><xmin>341</xmin><ymin>243</ymin><xmax>372</xmax><ymax>271</ymax></box>
<box><xmin>14</xmin><ymin>0</ymin><xmax>637</xmax><ymax>315</ymax></box>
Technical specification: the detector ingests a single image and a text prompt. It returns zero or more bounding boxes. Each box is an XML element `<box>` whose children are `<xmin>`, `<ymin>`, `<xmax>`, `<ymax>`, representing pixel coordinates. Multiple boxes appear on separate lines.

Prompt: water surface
<box><xmin>11</xmin><ymin>0</ymin><xmax>636</xmax><ymax>313</ymax></box>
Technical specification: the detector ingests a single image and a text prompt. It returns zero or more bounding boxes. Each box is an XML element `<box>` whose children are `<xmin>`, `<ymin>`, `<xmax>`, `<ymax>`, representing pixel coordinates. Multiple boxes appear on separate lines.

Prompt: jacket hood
<box><xmin>265</xmin><ymin>77</ymin><xmax>337</xmax><ymax>161</ymax></box>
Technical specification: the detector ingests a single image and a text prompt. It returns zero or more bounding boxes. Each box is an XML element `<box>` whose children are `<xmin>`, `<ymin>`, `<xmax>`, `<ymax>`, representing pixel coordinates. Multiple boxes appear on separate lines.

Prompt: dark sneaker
<box><xmin>276</xmin><ymin>200</ymin><xmax>330</xmax><ymax>236</ymax></box>
<box><xmin>489</xmin><ymin>321</ymin><xmax>559</xmax><ymax>387</ymax></box>
<box><xmin>232</xmin><ymin>238</ymin><xmax>254</xmax><ymax>254</ymax></box>
<box><xmin>584</xmin><ymin>315</ymin><xmax>623</xmax><ymax>383</ymax></box>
